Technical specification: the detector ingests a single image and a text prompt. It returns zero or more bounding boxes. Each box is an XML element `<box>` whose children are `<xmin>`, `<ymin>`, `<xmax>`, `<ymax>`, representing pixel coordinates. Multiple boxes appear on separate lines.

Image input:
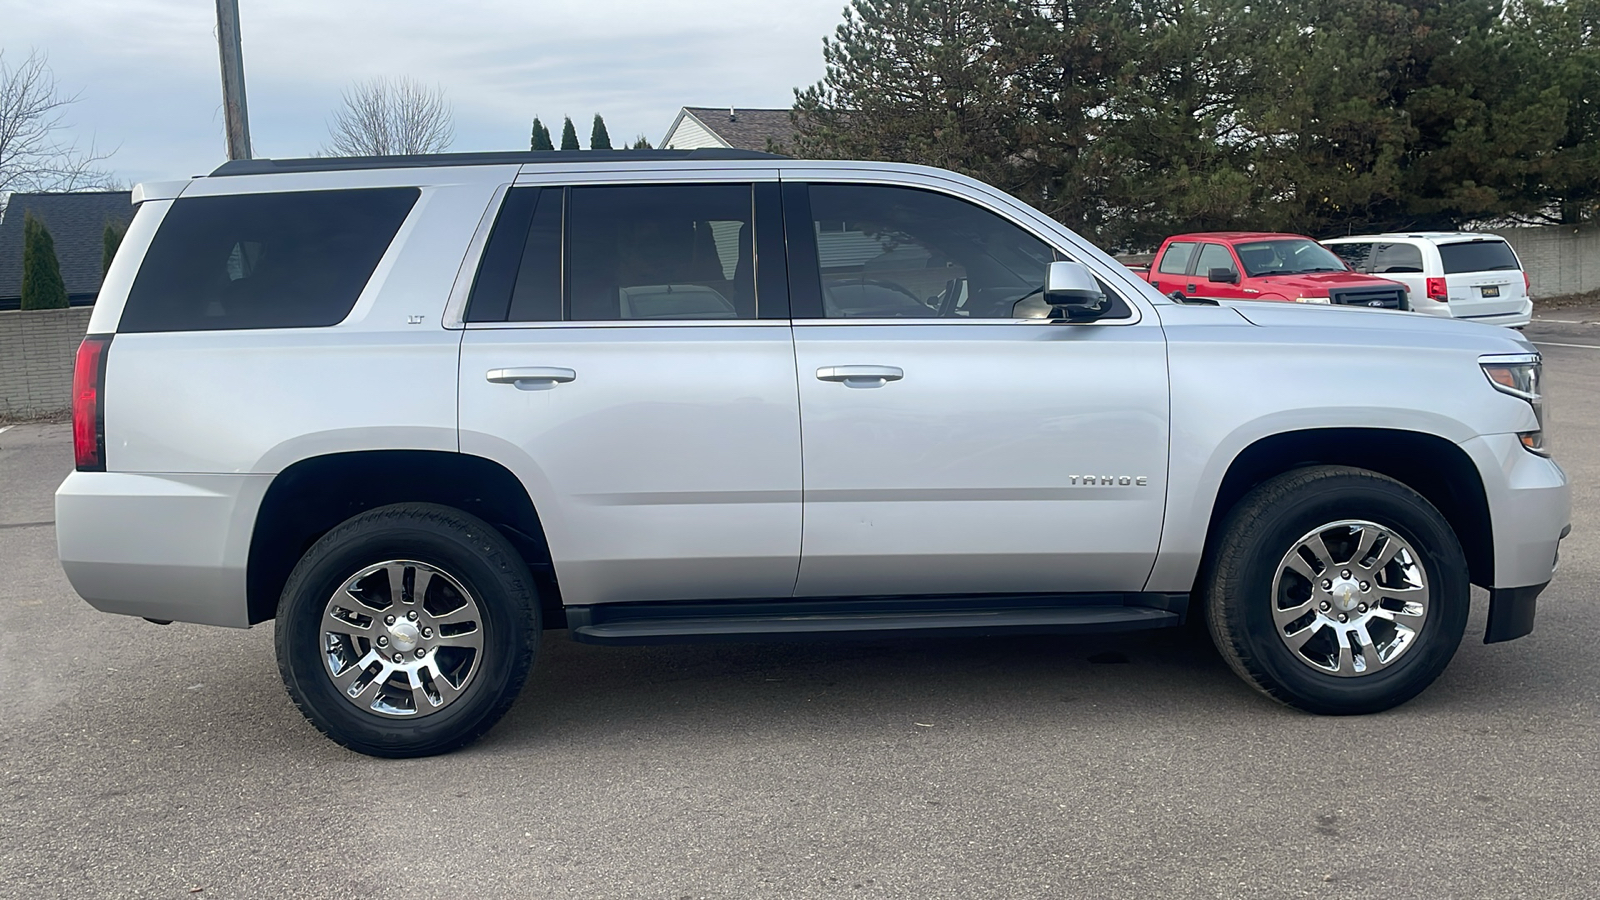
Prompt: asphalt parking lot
<box><xmin>2</xmin><ymin>309</ymin><xmax>1597</xmax><ymax>900</ymax></box>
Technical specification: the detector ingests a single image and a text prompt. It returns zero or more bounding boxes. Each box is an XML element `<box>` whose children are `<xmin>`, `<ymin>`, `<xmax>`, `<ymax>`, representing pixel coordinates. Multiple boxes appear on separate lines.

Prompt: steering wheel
<box><xmin>936</xmin><ymin>277</ymin><xmax>968</xmax><ymax>316</ymax></box>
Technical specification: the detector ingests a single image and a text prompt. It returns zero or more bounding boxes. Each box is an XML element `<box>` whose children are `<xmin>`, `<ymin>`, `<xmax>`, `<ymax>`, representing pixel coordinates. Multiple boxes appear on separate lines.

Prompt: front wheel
<box><xmin>1204</xmin><ymin>466</ymin><xmax>1469</xmax><ymax>714</ymax></box>
<box><xmin>275</xmin><ymin>503</ymin><xmax>539</xmax><ymax>757</ymax></box>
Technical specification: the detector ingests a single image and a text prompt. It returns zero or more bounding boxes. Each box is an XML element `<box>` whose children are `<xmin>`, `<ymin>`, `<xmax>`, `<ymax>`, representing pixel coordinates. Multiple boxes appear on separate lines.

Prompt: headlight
<box><xmin>1294</xmin><ymin>296</ymin><xmax>1332</xmax><ymax>304</ymax></box>
<box><xmin>1480</xmin><ymin>354</ymin><xmax>1547</xmax><ymax>455</ymax></box>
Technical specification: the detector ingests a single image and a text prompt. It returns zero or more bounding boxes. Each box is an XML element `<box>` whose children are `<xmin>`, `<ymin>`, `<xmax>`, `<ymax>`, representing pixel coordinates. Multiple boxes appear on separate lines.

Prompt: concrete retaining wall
<box><xmin>0</xmin><ymin>307</ymin><xmax>93</xmax><ymax>416</ymax></box>
<box><xmin>1489</xmin><ymin>224</ymin><xmax>1600</xmax><ymax>299</ymax></box>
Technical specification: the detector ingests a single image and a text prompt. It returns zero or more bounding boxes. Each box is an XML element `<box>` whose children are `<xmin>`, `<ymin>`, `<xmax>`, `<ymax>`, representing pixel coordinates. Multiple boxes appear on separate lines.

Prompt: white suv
<box><xmin>1321</xmin><ymin>232</ymin><xmax>1532</xmax><ymax>327</ymax></box>
<box><xmin>56</xmin><ymin>151</ymin><xmax>1569</xmax><ymax>757</ymax></box>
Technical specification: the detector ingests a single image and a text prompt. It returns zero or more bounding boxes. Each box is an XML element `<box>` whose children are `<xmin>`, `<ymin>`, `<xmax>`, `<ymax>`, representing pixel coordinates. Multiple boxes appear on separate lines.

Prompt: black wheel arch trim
<box><xmin>246</xmin><ymin>450</ymin><xmax>561</xmax><ymax>626</ymax></box>
<box><xmin>1204</xmin><ymin>427</ymin><xmax>1495</xmax><ymax>590</ymax></box>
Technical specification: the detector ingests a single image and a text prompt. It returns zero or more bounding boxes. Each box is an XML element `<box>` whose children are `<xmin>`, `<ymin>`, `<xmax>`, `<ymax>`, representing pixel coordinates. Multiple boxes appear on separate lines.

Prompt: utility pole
<box><xmin>215</xmin><ymin>0</ymin><xmax>253</xmax><ymax>160</ymax></box>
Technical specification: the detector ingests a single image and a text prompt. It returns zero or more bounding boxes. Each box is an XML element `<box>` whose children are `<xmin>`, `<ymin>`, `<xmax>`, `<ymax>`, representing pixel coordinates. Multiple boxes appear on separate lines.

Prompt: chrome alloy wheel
<box><xmin>1270</xmin><ymin>520</ymin><xmax>1430</xmax><ymax>677</ymax></box>
<box><xmin>321</xmin><ymin>560</ymin><xmax>484</xmax><ymax>717</ymax></box>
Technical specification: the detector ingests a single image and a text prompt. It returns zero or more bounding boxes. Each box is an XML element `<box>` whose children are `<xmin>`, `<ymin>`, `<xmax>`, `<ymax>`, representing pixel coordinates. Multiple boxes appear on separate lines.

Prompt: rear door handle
<box><xmin>486</xmin><ymin>366</ymin><xmax>577</xmax><ymax>390</ymax></box>
<box><xmin>816</xmin><ymin>365</ymin><xmax>903</xmax><ymax>388</ymax></box>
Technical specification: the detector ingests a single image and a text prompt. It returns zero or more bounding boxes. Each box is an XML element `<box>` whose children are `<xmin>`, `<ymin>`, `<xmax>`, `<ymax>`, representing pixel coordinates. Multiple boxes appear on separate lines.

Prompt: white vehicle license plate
<box><xmin>1481</xmin><ymin>285</ymin><xmax>1500</xmax><ymax>298</ymax></box>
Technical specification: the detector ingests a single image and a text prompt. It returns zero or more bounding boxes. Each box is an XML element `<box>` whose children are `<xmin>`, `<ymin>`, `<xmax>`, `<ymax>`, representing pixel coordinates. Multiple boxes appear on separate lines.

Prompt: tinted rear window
<box><xmin>567</xmin><ymin>184</ymin><xmax>756</xmax><ymax>321</ymax></box>
<box><xmin>121</xmin><ymin>188</ymin><xmax>418</xmax><ymax>332</ymax></box>
<box><xmin>1438</xmin><ymin>240</ymin><xmax>1519</xmax><ymax>274</ymax></box>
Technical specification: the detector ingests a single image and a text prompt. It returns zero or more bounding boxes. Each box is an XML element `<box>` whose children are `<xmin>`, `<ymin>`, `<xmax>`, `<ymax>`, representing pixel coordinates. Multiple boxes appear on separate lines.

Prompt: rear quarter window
<box><xmin>1438</xmin><ymin>240</ymin><xmax>1519</xmax><ymax>275</ymax></box>
<box><xmin>119</xmin><ymin>188</ymin><xmax>419</xmax><ymax>332</ymax></box>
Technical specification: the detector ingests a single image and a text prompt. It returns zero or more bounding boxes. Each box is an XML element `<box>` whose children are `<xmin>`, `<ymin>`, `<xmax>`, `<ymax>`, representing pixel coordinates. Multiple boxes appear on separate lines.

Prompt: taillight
<box><xmin>1523</xmin><ymin>271</ymin><xmax>1531</xmax><ymax>293</ymax></box>
<box><xmin>73</xmin><ymin>335</ymin><xmax>111</xmax><ymax>471</ymax></box>
<box><xmin>1426</xmin><ymin>277</ymin><xmax>1448</xmax><ymax>302</ymax></box>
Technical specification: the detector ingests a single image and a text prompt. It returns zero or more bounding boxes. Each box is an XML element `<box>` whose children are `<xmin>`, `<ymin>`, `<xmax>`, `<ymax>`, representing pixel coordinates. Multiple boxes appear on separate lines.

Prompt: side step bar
<box><xmin>565</xmin><ymin>593</ymin><xmax>1188</xmax><ymax>646</ymax></box>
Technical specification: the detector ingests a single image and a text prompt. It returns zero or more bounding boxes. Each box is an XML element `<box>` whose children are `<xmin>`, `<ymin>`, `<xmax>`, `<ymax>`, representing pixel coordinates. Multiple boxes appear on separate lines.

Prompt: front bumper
<box><xmin>55</xmin><ymin>471</ymin><xmax>270</xmax><ymax>628</ymax></box>
<box><xmin>1458</xmin><ymin>433</ymin><xmax>1570</xmax><ymax>641</ymax></box>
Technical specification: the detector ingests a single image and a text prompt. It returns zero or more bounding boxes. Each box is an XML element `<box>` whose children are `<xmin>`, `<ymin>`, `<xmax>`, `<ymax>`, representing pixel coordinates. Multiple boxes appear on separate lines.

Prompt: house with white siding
<box><xmin>660</xmin><ymin>107</ymin><xmax>796</xmax><ymax>153</ymax></box>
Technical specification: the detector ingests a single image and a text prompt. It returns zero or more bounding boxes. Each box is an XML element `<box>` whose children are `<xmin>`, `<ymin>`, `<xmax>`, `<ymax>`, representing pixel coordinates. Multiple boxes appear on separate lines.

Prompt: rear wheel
<box><xmin>1205</xmin><ymin>466</ymin><xmax>1469</xmax><ymax>714</ymax></box>
<box><xmin>275</xmin><ymin>503</ymin><xmax>539</xmax><ymax>757</ymax></box>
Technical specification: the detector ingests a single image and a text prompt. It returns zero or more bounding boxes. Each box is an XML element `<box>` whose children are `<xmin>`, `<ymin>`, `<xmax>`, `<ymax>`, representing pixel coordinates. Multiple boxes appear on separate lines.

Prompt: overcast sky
<box><xmin>2</xmin><ymin>0</ymin><xmax>845</xmax><ymax>186</ymax></box>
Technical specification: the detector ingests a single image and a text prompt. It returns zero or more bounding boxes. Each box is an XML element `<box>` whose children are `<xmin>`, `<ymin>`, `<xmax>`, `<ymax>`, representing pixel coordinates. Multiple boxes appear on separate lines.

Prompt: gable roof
<box><xmin>0</xmin><ymin>191</ymin><xmax>135</xmax><ymax>303</ymax></box>
<box><xmin>666</xmin><ymin>108</ymin><xmax>798</xmax><ymax>153</ymax></box>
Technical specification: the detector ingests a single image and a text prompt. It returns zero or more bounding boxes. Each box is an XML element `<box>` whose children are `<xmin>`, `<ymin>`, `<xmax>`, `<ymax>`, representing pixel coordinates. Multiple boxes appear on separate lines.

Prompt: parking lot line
<box><xmin>0</xmin><ymin>426</ymin><xmax>11</xmax><ymax>435</ymax></box>
<box><xmin>1532</xmin><ymin>341</ymin><xmax>1600</xmax><ymax>349</ymax></box>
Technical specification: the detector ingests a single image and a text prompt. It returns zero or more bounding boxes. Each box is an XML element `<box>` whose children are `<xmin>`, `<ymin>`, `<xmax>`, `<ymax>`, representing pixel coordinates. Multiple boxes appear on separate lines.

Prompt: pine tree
<box><xmin>590</xmin><ymin>114</ymin><xmax>613</xmax><ymax>150</ymax></box>
<box><xmin>20</xmin><ymin>212</ymin><xmax>69</xmax><ymax>310</ymax></box>
<box><xmin>102</xmin><ymin>220</ymin><xmax>127</xmax><ymax>277</ymax></box>
<box><xmin>631</xmin><ymin>135</ymin><xmax>653</xmax><ymax>150</ymax></box>
<box><xmin>560</xmin><ymin>116</ymin><xmax>580</xmax><ymax>151</ymax></box>
<box><xmin>530</xmin><ymin>117</ymin><xmax>554</xmax><ymax>151</ymax></box>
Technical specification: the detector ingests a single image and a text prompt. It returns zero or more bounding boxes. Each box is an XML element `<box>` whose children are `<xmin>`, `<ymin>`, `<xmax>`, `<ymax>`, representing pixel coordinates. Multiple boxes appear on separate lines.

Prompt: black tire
<box><xmin>1204</xmin><ymin>466</ymin><xmax>1469</xmax><ymax>714</ymax></box>
<box><xmin>275</xmin><ymin>503</ymin><xmax>539</xmax><ymax>757</ymax></box>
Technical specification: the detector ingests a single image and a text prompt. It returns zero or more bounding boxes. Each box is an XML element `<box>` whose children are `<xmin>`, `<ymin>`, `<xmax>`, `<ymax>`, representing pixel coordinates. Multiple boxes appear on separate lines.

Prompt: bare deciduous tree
<box><xmin>0</xmin><ymin>49</ymin><xmax>116</xmax><ymax>199</ymax></box>
<box><xmin>324</xmin><ymin>77</ymin><xmax>455</xmax><ymax>157</ymax></box>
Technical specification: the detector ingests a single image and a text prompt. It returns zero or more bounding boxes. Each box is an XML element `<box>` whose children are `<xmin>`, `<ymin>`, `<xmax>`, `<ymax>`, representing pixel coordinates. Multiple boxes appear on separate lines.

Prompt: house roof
<box><xmin>674</xmin><ymin>108</ymin><xmax>797</xmax><ymax>153</ymax></box>
<box><xmin>0</xmin><ymin>191</ymin><xmax>134</xmax><ymax>303</ymax></box>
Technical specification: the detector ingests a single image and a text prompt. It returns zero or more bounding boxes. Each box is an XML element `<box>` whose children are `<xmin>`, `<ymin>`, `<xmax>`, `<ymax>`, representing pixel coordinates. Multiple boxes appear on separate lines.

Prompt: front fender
<box><xmin>1146</xmin><ymin>312</ymin><xmax>1534</xmax><ymax>593</ymax></box>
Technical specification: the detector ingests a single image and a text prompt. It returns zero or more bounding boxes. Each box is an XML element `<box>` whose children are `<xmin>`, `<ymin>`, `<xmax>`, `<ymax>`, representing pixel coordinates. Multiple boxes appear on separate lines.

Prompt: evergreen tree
<box><xmin>590</xmin><ymin>114</ymin><xmax>613</xmax><ymax>150</ymax></box>
<box><xmin>20</xmin><ymin>211</ymin><xmax>69</xmax><ymax>310</ymax></box>
<box><xmin>560</xmin><ymin>116</ymin><xmax>580</xmax><ymax>150</ymax></box>
<box><xmin>793</xmin><ymin>0</ymin><xmax>1129</xmax><ymax>240</ymax></box>
<box><xmin>631</xmin><ymin>135</ymin><xmax>653</xmax><ymax>150</ymax></box>
<box><xmin>530</xmin><ymin>117</ymin><xmax>554</xmax><ymax>151</ymax></box>
<box><xmin>102</xmin><ymin>220</ymin><xmax>127</xmax><ymax>277</ymax></box>
<box><xmin>794</xmin><ymin>0</ymin><xmax>1600</xmax><ymax>244</ymax></box>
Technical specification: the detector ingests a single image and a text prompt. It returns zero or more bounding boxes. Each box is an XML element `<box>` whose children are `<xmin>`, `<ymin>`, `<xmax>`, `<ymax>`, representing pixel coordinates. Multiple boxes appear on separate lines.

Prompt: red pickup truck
<box><xmin>1130</xmin><ymin>232</ymin><xmax>1410</xmax><ymax>310</ymax></box>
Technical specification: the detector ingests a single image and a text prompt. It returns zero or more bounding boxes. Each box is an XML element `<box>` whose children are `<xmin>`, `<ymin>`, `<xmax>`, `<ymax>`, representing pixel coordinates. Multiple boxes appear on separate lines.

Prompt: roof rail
<box><xmin>210</xmin><ymin>148</ymin><xmax>783</xmax><ymax>177</ymax></box>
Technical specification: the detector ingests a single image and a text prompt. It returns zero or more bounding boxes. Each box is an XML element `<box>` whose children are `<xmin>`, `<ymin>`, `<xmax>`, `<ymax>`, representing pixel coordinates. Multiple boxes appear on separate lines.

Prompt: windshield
<box><xmin>1234</xmin><ymin>239</ymin><xmax>1350</xmax><ymax>277</ymax></box>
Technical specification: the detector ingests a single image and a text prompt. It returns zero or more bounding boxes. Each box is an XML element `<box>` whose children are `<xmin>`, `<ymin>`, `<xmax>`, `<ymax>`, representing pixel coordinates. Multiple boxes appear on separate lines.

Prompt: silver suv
<box><xmin>56</xmin><ymin>151</ymin><xmax>1570</xmax><ymax>757</ymax></box>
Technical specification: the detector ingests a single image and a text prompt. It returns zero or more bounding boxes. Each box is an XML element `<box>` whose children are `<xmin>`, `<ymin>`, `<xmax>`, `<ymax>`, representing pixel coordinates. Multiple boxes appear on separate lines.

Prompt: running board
<box><xmin>565</xmin><ymin>593</ymin><xmax>1187</xmax><ymax>646</ymax></box>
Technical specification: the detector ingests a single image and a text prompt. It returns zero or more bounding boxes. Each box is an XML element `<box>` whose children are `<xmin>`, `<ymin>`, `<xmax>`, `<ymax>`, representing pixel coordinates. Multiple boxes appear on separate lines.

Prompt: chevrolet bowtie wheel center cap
<box><xmin>387</xmin><ymin>621</ymin><xmax>422</xmax><ymax>652</ymax></box>
<box><xmin>1331</xmin><ymin>579</ymin><xmax>1362</xmax><ymax>612</ymax></box>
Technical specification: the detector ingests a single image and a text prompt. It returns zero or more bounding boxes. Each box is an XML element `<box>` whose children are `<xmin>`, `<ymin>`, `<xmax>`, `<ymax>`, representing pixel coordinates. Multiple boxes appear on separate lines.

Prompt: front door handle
<box><xmin>816</xmin><ymin>365</ymin><xmax>904</xmax><ymax>388</ymax></box>
<box><xmin>486</xmin><ymin>366</ymin><xmax>577</xmax><ymax>390</ymax></box>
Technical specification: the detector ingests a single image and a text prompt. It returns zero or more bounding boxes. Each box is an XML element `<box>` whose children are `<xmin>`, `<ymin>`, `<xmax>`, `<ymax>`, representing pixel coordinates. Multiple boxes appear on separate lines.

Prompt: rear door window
<box><xmin>1157</xmin><ymin>242</ymin><xmax>1197</xmax><ymax>275</ymax></box>
<box><xmin>1327</xmin><ymin>243</ymin><xmax>1373</xmax><ymax>272</ymax></box>
<box><xmin>465</xmin><ymin>187</ymin><xmax>562</xmax><ymax>323</ymax></box>
<box><xmin>567</xmin><ymin>184</ymin><xmax>756</xmax><ymax>321</ymax></box>
<box><xmin>467</xmin><ymin>183</ymin><xmax>773</xmax><ymax>323</ymax></box>
<box><xmin>120</xmin><ymin>188</ymin><xmax>418</xmax><ymax>332</ymax></box>
<box><xmin>1439</xmin><ymin>240</ymin><xmax>1519</xmax><ymax>274</ymax></box>
<box><xmin>1369</xmin><ymin>243</ymin><xmax>1424</xmax><ymax>274</ymax></box>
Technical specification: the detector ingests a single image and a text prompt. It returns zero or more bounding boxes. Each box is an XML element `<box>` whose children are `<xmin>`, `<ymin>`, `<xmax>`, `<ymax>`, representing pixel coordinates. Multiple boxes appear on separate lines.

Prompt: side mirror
<box><xmin>1207</xmin><ymin>267</ymin><xmax>1238</xmax><ymax>285</ymax></box>
<box><xmin>1041</xmin><ymin>261</ymin><xmax>1108</xmax><ymax>320</ymax></box>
